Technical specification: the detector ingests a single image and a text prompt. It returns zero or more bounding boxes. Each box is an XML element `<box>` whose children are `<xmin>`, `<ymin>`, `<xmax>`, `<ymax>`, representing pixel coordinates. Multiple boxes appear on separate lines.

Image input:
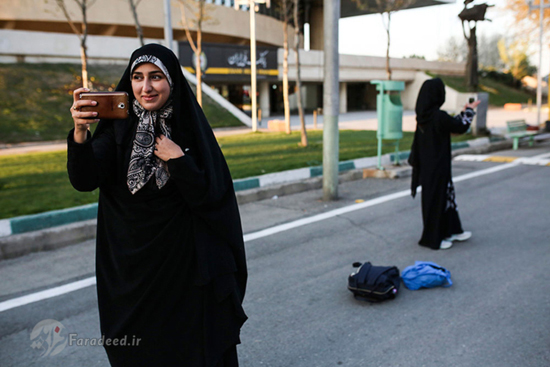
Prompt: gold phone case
<box><xmin>80</xmin><ymin>92</ymin><xmax>129</xmax><ymax>120</ymax></box>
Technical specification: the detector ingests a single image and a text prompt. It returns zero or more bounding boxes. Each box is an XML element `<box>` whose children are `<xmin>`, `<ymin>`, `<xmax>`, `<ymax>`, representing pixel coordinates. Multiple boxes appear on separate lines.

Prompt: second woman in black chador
<box><xmin>408</xmin><ymin>78</ymin><xmax>479</xmax><ymax>250</ymax></box>
<box><xmin>67</xmin><ymin>44</ymin><xmax>247</xmax><ymax>366</ymax></box>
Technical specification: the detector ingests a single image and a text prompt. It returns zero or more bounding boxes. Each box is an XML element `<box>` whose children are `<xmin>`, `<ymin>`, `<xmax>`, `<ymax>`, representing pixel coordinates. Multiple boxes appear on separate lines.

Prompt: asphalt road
<box><xmin>1</xmin><ymin>144</ymin><xmax>549</xmax><ymax>367</ymax></box>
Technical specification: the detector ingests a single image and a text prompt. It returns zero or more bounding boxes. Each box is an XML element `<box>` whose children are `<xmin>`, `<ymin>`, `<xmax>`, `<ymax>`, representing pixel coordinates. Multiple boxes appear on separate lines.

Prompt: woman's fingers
<box><xmin>73</xmin><ymin>110</ymin><xmax>98</xmax><ymax>119</ymax></box>
<box><xmin>465</xmin><ymin>100</ymin><xmax>481</xmax><ymax>110</ymax></box>
<box><xmin>72</xmin><ymin>99</ymin><xmax>97</xmax><ymax>110</ymax></box>
<box><xmin>72</xmin><ymin>87</ymin><xmax>90</xmax><ymax>103</ymax></box>
<box><xmin>71</xmin><ymin>88</ymin><xmax>98</xmax><ymax>125</ymax></box>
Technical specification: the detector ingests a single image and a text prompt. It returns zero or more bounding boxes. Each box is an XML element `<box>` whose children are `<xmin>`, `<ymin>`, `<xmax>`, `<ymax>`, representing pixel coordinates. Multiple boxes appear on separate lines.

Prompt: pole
<box><xmin>250</xmin><ymin>0</ymin><xmax>258</xmax><ymax>132</ymax></box>
<box><xmin>322</xmin><ymin>0</ymin><xmax>340</xmax><ymax>201</ymax></box>
<box><xmin>164</xmin><ymin>0</ymin><xmax>173</xmax><ymax>50</ymax></box>
<box><xmin>537</xmin><ymin>0</ymin><xmax>543</xmax><ymax>127</ymax></box>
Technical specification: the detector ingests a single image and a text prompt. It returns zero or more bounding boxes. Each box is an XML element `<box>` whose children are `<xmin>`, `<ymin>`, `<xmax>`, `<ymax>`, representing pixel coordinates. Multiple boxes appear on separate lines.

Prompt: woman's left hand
<box><xmin>154</xmin><ymin>134</ymin><xmax>184</xmax><ymax>161</ymax></box>
<box><xmin>465</xmin><ymin>100</ymin><xmax>481</xmax><ymax>110</ymax></box>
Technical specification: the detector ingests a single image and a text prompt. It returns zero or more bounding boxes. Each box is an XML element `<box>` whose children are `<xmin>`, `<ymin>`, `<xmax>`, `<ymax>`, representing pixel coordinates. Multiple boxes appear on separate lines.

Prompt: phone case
<box><xmin>80</xmin><ymin>92</ymin><xmax>129</xmax><ymax>120</ymax></box>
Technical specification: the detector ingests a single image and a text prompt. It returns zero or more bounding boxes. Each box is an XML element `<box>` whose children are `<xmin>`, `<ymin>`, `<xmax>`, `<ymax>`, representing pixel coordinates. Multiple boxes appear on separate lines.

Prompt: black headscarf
<box><xmin>97</xmin><ymin>43</ymin><xmax>247</xmax><ymax>298</ymax></box>
<box><xmin>415</xmin><ymin>78</ymin><xmax>446</xmax><ymax>125</ymax></box>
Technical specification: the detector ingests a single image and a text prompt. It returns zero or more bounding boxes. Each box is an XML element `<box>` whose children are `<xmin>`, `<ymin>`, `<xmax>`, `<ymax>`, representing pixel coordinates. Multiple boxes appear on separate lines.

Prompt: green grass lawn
<box><xmin>0</xmin><ymin>130</ymin><xmax>474</xmax><ymax>219</ymax></box>
<box><xmin>432</xmin><ymin>74</ymin><xmax>534</xmax><ymax>107</ymax></box>
<box><xmin>0</xmin><ymin>63</ymin><xmax>243</xmax><ymax>144</ymax></box>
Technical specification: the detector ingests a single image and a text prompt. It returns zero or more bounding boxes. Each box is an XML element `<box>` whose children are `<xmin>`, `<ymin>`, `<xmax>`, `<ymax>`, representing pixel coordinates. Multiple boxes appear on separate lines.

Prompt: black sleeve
<box><xmin>167</xmin><ymin>152</ymin><xmax>209</xmax><ymax>208</ymax></box>
<box><xmin>408</xmin><ymin>130</ymin><xmax>420</xmax><ymax>198</ymax></box>
<box><xmin>67</xmin><ymin>125</ymin><xmax>116</xmax><ymax>192</ymax></box>
<box><xmin>440</xmin><ymin>108</ymin><xmax>475</xmax><ymax>135</ymax></box>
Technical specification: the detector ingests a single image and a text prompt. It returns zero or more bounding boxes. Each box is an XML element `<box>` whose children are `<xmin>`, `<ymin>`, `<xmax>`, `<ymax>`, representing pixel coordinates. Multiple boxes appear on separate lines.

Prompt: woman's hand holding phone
<box><xmin>465</xmin><ymin>99</ymin><xmax>481</xmax><ymax>110</ymax></box>
<box><xmin>71</xmin><ymin>88</ymin><xmax>99</xmax><ymax>143</ymax></box>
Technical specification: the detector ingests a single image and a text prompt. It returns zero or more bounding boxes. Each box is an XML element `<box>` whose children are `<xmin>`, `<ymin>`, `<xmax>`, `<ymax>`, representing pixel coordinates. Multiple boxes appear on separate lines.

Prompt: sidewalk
<box><xmin>0</xmin><ymin>106</ymin><xmax>542</xmax><ymax>156</ymax></box>
<box><xmin>0</xmin><ymin>126</ymin><xmax>255</xmax><ymax>156</ymax></box>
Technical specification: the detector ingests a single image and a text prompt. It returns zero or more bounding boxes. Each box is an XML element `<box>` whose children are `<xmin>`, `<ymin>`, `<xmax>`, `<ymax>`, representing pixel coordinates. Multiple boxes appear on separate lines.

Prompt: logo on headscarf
<box><xmin>30</xmin><ymin>319</ymin><xmax>68</xmax><ymax>357</ymax></box>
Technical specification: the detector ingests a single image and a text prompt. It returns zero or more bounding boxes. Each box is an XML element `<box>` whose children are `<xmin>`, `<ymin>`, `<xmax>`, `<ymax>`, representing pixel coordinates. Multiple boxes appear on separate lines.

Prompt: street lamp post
<box><xmin>164</xmin><ymin>0</ymin><xmax>173</xmax><ymax>50</ymax></box>
<box><xmin>235</xmin><ymin>0</ymin><xmax>270</xmax><ymax>132</ymax></box>
<box><xmin>323</xmin><ymin>0</ymin><xmax>340</xmax><ymax>201</ymax></box>
<box><xmin>527</xmin><ymin>0</ymin><xmax>550</xmax><ymax>127</ymax></box>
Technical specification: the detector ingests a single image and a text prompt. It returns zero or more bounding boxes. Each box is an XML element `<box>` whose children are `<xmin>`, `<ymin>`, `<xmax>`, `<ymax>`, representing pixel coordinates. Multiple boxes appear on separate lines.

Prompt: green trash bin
<box><xmin>371</xmin><ymin>80</ymin><xmax>405</xmax><ymax>169</ymax></box>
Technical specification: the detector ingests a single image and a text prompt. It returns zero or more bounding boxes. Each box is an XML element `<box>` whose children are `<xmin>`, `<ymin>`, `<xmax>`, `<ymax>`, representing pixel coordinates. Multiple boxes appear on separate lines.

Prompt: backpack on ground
<box><xmin>401</xmin><ymin>261</ymin><xmax>452</xmax><ymax>290</ymax></box>
<box><xmin>347</xmin><ymin>262</ymin><xmax>400</xmax><ymax>302</ymax></box>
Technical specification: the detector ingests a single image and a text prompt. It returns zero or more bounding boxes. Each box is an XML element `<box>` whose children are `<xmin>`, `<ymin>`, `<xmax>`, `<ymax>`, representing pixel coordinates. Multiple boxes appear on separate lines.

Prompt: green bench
<box><xmin>506</xmin><ymin>120</ymin><xmax>538</xmax><ymax>150</ymax></box>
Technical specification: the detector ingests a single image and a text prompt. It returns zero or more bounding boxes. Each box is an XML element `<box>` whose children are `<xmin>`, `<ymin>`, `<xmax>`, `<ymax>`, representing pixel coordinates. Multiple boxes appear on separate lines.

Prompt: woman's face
<box><xmin>131</xmin><ymin>63</ymin><xmax>171</xmax><ymax>111</ymax></box>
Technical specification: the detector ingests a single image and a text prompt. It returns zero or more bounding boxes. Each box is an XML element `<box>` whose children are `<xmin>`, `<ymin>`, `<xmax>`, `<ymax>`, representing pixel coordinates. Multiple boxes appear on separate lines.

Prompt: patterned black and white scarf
<box><xmin>127</xmin><ymin>55</ymin><xmax>174</xmax><ymax>195</ymax></box>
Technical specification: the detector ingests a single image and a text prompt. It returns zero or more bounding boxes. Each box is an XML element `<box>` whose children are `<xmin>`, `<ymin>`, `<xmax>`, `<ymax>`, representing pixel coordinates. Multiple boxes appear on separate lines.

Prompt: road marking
<box><xmin>2</xmin><ymin>151</ymin><xmax>548</xmax><ymax>313</ymax></box>
<box><xmin>0</xmin><ymin>277</ymin><xmax>96</xmax><ymax>313</ymax></box>
<box><xmin>455</xmin><ymin>153</ymin><xmax>550</xmax><ymax>166</ymax></box>
<box><xmin>483</xmin><ymin>156</ymin><xmax>517</xmax><ymax>163</ymax></box>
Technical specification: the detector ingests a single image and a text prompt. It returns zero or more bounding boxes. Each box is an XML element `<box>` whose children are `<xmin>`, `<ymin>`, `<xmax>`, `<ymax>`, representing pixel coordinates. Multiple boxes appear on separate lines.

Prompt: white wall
<box><xmin>0</xmin><ymin>30</ymin><xmax>176</xmax><ymax>64</ymax></box>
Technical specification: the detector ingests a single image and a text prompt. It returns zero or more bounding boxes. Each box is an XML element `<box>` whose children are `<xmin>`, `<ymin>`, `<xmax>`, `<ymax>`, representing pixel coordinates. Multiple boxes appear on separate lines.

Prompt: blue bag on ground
<box><xmin>401</xmin><ymin>261</ymin><xmax>452</xmax><ymax>290</ymax></box>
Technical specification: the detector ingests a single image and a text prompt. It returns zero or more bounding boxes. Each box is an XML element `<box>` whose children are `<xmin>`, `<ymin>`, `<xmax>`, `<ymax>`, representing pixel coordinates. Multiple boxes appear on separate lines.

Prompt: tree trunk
<box><xmin>282</xmin><ymin>9</ymin><xmax>291</xmax><ymax>134</ymax></box>
<box><xmin>80</xmin><ymin>0</ymin><xmax>89</xmax><ymax>89</ymax></box>
<box><xmin>80</xmin><ymin>43</ymin><xmax>89</xmax><ymax>89</ymax></box>
<box><xmin>294</xmin><ymin>0</ymin><xmax>307</xmax><ymax>146</ymax></box>
<box><xmin>196</xmin><ymin>1</ymin><xmax>204</xmax><ymax>106</ymax></box>
<box><xmin>55</xmin><ymin>0</ymin><xmax>89</xmax><ymax>87</ymax></box>
<box><xmin>385</xmin><ymin>12</ymin><xmax>392</xmax><ymax>80</ymax></box>
<box><xmin>466</xmin><ymin>25</ymin><xmax>478</xmax><ymax>92</ymax></box>
<box><xmin>129</xmin><ymin>0</ymin><xmax>145</xmax><ymax>46</ymax></box>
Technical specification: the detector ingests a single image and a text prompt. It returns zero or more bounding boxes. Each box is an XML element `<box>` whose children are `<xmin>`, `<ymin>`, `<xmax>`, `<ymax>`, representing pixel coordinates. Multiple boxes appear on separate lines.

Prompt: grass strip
<box><xmin>431</xmin><ymin>74</ymin><xmax>534</xmax><ymax>107</ymax></box>
<box><xmin>0</xmin><ymin>130</ymin><xmax>474</xmax><ymax>219</ymax></box>
<box><xmin>0</xmin><ymin>63</ymin><xmax>243</xmax><ymax>144</ymax></box>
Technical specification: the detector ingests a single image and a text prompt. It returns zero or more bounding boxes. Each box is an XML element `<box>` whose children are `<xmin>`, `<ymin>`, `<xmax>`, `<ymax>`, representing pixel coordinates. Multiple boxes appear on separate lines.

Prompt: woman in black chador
<box><xmin>408</xmin><ymin>78</ymin><xmax>480</xmax><ymax>250</ymax></box>
<box><xmin>67</xmin><ymin>44</ymin><xmax>247</xmax><ymax>366</ymax></box>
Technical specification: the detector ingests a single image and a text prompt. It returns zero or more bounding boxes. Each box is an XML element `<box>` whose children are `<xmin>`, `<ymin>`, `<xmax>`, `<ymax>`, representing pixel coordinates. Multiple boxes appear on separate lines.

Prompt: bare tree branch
<box><xmin>128</xmin><ymin>0</ymin><xmax>145</xmax><ymax>46</ymax></box>
<box><xmin>351</xmin><ymin>0</ymin><xmax>416</xmax><ymax>80</ymax></box>
<box><xmin>54</xmin><ymin>0</ymin><xmax>91</xmax><ymax>88</ymax></box>
<box><xmin>178</xmin><ymin>1</ymin><xmax>198</xmax><ymax>53</ymax></box>
<box><xmin>56</xmin><ymin>0</ymin><xmax>82</xmax><ymax>38</ymax></box>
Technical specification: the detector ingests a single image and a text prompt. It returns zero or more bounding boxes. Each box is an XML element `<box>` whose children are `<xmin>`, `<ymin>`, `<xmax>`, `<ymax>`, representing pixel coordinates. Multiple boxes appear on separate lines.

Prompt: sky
<box><xmin>338</xmin><ymin>0</ymin><xmax>549</xmax><ymax>75</ymax></box>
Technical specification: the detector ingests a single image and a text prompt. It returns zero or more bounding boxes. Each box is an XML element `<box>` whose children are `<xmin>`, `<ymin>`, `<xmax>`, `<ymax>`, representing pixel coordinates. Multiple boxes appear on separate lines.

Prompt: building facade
<box><xmin>0</xmin><ymin>0</ymin><xmax>462</xmax><ymax>117</ymax></box>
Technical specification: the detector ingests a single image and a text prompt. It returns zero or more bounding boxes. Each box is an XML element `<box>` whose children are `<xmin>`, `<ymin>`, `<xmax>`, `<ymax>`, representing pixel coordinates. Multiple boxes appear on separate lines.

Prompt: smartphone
<box><xmin>468</xmin><ymin>97</ymin><xmax>476</xmax><ymax>104</ymax></box>
<box><xmin>80</xmin><ymin>92</ymin><xmax>129</xmax><ymax>120</ymax></box>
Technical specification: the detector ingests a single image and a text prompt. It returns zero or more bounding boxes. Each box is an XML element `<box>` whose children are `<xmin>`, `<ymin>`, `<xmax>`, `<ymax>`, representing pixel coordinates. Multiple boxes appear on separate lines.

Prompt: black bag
<box><xmin>347</xmin><ymin>262</ymin><xmax>400</xmax><ymax>302</ymax></box>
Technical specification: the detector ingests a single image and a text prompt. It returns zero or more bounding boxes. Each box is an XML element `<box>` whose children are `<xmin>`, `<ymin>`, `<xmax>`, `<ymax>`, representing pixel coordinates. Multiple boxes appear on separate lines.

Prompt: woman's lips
<box><xmin>142</xmin><ymin>95</ymin><xmax>158</xmax><ymax>102</ymax></box>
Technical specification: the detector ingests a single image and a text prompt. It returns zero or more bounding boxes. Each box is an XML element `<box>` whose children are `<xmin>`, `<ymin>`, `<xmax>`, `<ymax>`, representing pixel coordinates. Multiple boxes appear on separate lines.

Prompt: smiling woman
<box><xmin>65</xmin><ymin>44</ymin><xmax>248</xmax><ymax>367</ymax></box>
<box><xmin>131</xmin><ymin>63</ymin><xmax>171</xmax><ymax>111</ymax></box>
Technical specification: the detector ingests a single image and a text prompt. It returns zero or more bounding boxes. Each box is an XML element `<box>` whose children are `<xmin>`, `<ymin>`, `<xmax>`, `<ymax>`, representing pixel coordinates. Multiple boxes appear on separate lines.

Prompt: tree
<box><xmin>351</xmin><ymin>0</ymin><xmax>416</xmax><ymax>80</ymax></box>
<box><xmin>498</xmin><ymin>38</ymin><xmax>537</xmax><ymax>80</ymax></box>
<box><xmin>406</xmin><ymin>54</ymin><xmax>426</xmax><ymax>60</ymax></box>
<box><xmin>478</xmin><ymin>34</ymin><xmax>504</xmax><ymax>70</ymax></box>
<box><xmin>53</xmin><ymin>0</ymin><xmax>97</xmax><ymax>89</ymax></box>
<box><xmin>505</xmin><ymin>0</ymin><xmax>550</xmax><ymax>35</ymax></box>
<box><xmin>293</xmin><ymin>0</ymin><xmax>307</xmax><ymax>146</ymax></box>
<box><xmin>178</xmin><ymin>0</ymin><xmax>215</xmax><ymax>107</ymax></box>
<box><xmin>437</xmin><ymin>36</ymin><xmax>467</xmax><ymax>63</ymax></box>
<box><xmin>128</xmin><ymin>0</ymin><xmax>145</xmax><ymax>46</ymax></box>
<box><xmin>459</xmin><ymin>2</ymin><xmax>493</xmax><ymax>91</ymax></box>
<box><xmin>281</xmin><ymin>0</ymin><xmax>292</xmax><ymax>134</ymax></box>
<box><xmin>437</xmin><ymin>34</ymin><xmax>504</xmax><ymax>71</ymax></box>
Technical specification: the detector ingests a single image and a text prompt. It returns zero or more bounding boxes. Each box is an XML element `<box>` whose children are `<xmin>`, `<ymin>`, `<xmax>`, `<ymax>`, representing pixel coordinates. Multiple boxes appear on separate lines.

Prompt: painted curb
<box><xmin>0</xmin><ymin>137</ymin><xmax>491</xmax><ymax>238</ymax></box>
